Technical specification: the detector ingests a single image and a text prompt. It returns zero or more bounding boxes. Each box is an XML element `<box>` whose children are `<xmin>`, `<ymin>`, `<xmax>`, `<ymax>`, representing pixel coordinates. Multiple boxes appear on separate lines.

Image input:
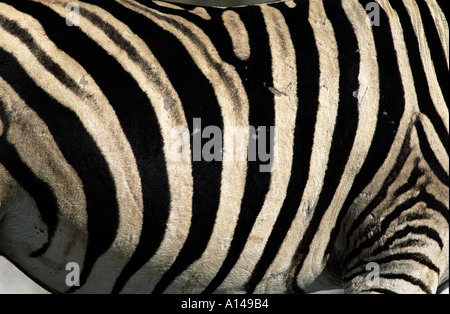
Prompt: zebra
<box><xmin>0</xmin><ymin>0</ymin><xmax>448</xmax><ymax>294</ymax></box>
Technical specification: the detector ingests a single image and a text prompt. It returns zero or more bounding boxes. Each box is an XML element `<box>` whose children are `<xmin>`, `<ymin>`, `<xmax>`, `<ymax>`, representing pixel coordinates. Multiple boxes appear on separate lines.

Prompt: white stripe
<box><xmin>419</xmin><ymin>114</ymin><xmax>449</xmax><ymax>176</ymax></box>
<box><xmin>222</xmin><ymin>10</ymin><xmax>250</xmax><ymax>61</ymax></box>
<box><xmin>154</xmin><ymin>1</ymin><xmax>212</xmax><ymax>19</ymax></box>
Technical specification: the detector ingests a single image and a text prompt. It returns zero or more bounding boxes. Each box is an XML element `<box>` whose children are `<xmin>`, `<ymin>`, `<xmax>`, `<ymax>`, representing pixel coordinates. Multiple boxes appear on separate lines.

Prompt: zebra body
<box><xmin>0</xmin><ymin>0</ymin><xmax>448</xmax><ymax>294</ymax></box>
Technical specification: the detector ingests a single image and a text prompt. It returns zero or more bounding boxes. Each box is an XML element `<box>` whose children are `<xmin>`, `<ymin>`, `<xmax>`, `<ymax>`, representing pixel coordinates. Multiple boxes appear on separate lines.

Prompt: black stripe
<box><xmin>396</xmin><ymin>211</ymin><xmax>432</xmax><ymax>225</ymax></box>
<box><xmin>371</xmin><ymin>225</ymin><xmax>444</xmax><ymax>256</ymax></box>
<box><xmin>4</xmin><ymin>0</ymin><xmax>172</xmax><ymax>292</ymax></box>
<box><xmin>393</xmin><ymin>161</ymin><xmax>425</xmax><ymax>197</ymax></box>
<box><xmin>418</xmin><ymin>190</ymin><xmax>449</xmax><ymax>223</ymax></box>
<box><xmin>346</xmin><ymin>130</ymin><xmax>412</xmax><ymax>245</ymax></box>
<box><xmin>325</xmin><ymin>0</ymin><xmax>406</xmax><ymax>260</ymax></box>
<box><xmin>0</xmin><ymin>97</ymin><xmax>58</xmax><ymax>257</ymax></box>
<box><xmin>343</xmin><ymin>252</ymin><xmax>440</xmax><ymax>283</ymax></box>
<box><xmin>436</xmin><ymin>1</ymin><xmax>449</xmax><ymax>20</ymax></box>
<box><xmin>415</xmin><ymin>0</ymin><xmax>449</xmax><ymax>108</ymax></box>
<box><xmin>389</xmin><ymin>0</ymin><xmax>448</xmax><ymax>155</ymax></box>
<box><xmin>0</xmin><ymin>42</ymin><xmax>120</xmax><ymax>292</ymax></box>
<box><xmin>287</xmin><ymin>0</ymin><xmax>360</xmax><ymax>293</ymax></box>
<box><xmin>244</xmin><ymin>0</ymin><xmax>319</xmax><ymax>294</ymax></box>
<box><xmin>201</xmin><ymin>6</ymin><xmax>275</xmax><ymax>294</ymax></box>
<box><xmin>361</xmin><ymin>288</ymin><xmax>397</xmax><ymax>294</ymax></box>
<box><xmin>388</xmin><ymin>237</ymin><xmax>422</xmax><ymax>251</ymax></box>
<box><xmin>415</xmin><ymin>120</ymin><xmax>449</xmax><ymax>186</ymax></box>
<box><xmin>381</xmin><ymin>273</ymin><xmax>432</xmax><ymax>294</ymax></box>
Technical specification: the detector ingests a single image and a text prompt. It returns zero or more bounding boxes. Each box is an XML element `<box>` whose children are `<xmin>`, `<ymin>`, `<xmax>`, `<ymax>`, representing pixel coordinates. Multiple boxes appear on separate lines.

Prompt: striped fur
<box><xmin>0</xmin><ymin>0</ymin><xmax>448</xmax><ymax>294</ymax></box>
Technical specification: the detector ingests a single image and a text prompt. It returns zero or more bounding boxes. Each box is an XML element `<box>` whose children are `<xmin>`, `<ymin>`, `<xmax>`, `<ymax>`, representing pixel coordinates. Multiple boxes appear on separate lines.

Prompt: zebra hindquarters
<box><xmin>341</xmin><ymin>120</ymin><xmax>449</xmax><ymax>294</ymax></box>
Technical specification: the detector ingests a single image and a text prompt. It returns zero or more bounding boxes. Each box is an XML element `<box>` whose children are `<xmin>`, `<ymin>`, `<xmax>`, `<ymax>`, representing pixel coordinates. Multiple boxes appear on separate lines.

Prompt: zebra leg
<box><xmin>342</xmin><ymin>228</ymin><xmax>448</xmax><ymax>294</ymax></box>
<box><xmin>342</xmin><ymin>210</ymin><xmax>448</xmax><ymax>293</ymax></box>
<box><xmin>341</xmin><ymin>154</ymin><xmax>448</xmax><ymax>294</ymax></box>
